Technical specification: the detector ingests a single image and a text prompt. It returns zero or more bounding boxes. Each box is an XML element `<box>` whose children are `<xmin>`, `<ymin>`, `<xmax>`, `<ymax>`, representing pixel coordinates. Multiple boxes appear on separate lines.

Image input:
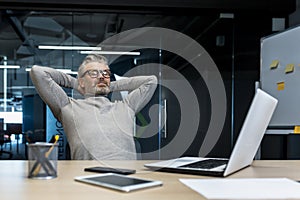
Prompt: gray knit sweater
<box><xmin>30</xmin><ymin>65</ymin><xmax>157</xmax><ymax>160</ymax></box>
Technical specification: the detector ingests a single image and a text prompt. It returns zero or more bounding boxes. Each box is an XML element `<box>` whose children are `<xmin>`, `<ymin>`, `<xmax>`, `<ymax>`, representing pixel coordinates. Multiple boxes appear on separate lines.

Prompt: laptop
<box><xmin>144</xmin><ymin>89</ymin><xmax>278</xmax><ymax>177</ymax></box>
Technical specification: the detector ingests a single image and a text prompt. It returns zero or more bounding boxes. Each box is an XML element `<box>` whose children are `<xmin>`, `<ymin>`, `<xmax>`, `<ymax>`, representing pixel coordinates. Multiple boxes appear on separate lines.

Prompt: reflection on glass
<box><xmin>0</xmin><ymin>9</ymin><xmax>234</xmax><ymax>159</ymax></box>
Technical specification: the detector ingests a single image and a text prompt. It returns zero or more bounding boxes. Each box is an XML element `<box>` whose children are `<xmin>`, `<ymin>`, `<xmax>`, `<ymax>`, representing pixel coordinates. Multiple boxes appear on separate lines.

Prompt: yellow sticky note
<box><xmin>270</xmin><ymin>60</ymin><xmax>279</xmax><ymax>69</ymax></box>
<box><xmin>277</xmin><ymin>82</ymin><xmax>285</xmax><ymax>91</ymax></box>
<box><xmin>294</xmin><ymin>126</ymin><xmax>300</xmax><ymax>134</ymax></box>
<box><xmin>285</xmin><ymin>64</ymin><xmax>294</xmax><ymax>73</ymax></box>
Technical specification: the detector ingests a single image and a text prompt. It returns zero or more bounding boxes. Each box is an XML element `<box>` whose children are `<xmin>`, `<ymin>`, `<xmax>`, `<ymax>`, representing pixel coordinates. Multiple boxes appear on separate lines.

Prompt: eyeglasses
<box><xmin>81</xmin><ymin>69</ymin><xmax>111</xmax><ymax>78</ymax></box>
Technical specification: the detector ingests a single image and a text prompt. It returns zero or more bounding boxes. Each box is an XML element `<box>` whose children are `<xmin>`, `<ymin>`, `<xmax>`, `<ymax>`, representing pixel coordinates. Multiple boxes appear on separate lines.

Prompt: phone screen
<box><xmin>84</xmin><ymin>166</ymin><xmax>136</xmax><ymax>175</ymax></box>
<box><xmin>85</xmin><ymin>174</ymin><xmax>151</xmax><ymax>187</ymax></box>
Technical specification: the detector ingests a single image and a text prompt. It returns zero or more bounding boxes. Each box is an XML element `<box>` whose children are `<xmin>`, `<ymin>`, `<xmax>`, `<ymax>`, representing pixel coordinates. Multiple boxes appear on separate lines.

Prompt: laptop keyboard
<box><xmin>180</xmin><ymin>159</ymin><xmax>228</xmax><ymax>169</ymax></box>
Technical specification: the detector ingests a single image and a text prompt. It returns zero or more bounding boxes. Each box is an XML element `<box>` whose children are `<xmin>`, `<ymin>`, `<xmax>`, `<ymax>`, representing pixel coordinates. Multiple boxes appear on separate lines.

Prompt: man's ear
<box><xmin>78</xmin><ymin>78</ymin><xmax>85</xmax><ymax>88</ymax></box>
<box><xmin>76</xmin><ymin>78</ymin><xmax>86</xmax><ymax>96</ymax></box>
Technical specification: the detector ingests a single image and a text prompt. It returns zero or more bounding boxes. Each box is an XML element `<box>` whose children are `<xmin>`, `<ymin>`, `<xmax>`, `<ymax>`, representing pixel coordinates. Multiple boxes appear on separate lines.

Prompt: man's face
<box><xmin>79</xmin><ymin>62</ymin><xmax>111</xmax><ymax>96</ymax></box>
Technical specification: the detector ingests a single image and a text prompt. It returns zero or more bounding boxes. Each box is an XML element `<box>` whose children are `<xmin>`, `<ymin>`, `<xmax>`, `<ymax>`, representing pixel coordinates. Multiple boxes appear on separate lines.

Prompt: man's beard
<box><xmin>95</xmin><ymin>85</ymin><xmax>110</xmax><ymax>95</ymax></box>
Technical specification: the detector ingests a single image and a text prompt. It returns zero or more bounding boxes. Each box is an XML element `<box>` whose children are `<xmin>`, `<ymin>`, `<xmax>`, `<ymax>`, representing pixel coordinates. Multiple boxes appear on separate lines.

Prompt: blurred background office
<box><xmin>0</xmin><ymin>0</ymin><xmax>299</xmax><ymax>160</ymax></box>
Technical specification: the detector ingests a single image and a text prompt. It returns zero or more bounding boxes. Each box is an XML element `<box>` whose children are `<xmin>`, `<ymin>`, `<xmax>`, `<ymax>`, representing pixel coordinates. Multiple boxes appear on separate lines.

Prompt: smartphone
<box><xmin>74</xmin><ymin>173</ymin><xmax>163</xmax><ymax>192</ymax></box>
<box><xmin>84</xmin><ymin>166</ymin><xmax>136</xmax><ymax>175</ymax></box>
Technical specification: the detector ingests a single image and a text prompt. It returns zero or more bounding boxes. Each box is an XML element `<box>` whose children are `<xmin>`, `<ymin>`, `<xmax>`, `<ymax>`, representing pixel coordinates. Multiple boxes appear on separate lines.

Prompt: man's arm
<box><xmin>110</xmin><ymin>75</ymin><xmax>158</xmax><ymax>113</ymax></box>
<box><xmin>30</xmin><ymin>65</ymin><xmax>78</xmax><ymax>122</ymax></box>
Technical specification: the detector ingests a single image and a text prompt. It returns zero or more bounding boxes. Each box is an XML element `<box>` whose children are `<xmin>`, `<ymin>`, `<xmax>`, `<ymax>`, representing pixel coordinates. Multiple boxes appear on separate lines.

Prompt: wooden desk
<box><xmin>1</xmin><ymin>160</ymin><xmax>300</xmax><ymax>200</ymax></box>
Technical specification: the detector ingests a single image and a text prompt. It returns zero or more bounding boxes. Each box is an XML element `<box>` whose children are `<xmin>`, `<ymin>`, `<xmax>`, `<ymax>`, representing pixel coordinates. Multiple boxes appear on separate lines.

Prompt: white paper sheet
<box><xmin>179</xmin><ymin>178</ymin><xmax>300</xmax><ymax>199</ymax></box>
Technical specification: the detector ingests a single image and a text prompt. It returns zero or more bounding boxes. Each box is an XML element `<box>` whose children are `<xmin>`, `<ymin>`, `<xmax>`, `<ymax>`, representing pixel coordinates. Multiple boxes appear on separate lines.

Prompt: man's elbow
<box><xmin>29</xmin><ymin>65</ymin><xmax>46</xmax><ymax>83</ymax></box>
<box><xmin>30</xmin><ymin>65</ymin><xmax>41</xmax><ymax>76</ymax></box>
<box><xmin>29</xmin><ymin>65</ymin><xmax>38</xmax><ymax>79</ymax></box>
<box><xmin>149</xmin><ymin>75</ymin><xmax>158</xmax><ymax>85</ymax></box>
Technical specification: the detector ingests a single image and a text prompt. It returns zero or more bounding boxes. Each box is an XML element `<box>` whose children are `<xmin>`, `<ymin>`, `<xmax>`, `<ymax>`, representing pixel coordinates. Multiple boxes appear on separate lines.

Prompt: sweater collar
<box><xmin>84</xmin><ymin>93</ymin><xmax>110</xmax><ymax>99</ymax></box>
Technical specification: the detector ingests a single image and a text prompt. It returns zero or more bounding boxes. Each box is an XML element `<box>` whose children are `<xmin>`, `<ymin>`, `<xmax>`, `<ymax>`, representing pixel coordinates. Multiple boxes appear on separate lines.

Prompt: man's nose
<box><xmin>98</xmin><ymin>73</ymin><xmax>105</xmax><ymax>79</ymax></box>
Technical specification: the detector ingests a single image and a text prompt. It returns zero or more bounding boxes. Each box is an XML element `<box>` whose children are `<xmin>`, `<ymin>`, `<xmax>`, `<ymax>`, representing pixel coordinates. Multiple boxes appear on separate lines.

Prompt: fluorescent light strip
<box><xmin>38</xmin><ymin>45</ymin><xmax>102</xmax><ymax>50</ymax></box>
<box><xmin>0</xmin><ymin>65</ymin><xmax>20</xmax><ymax>69</ymax></box>
<box><xmin>57</xmin><ymin>69</ymin><xmax>78</xmax><ymax>75</ymax></box>
<box><xmin>25</xmin><ymin>68</ymin><xmax>78</xmax><ymax>75</ymax></box>
<box><xmin>80</xmin><ymin>50</ymin><xmax>140</xmax><ymax>55</ymax></box>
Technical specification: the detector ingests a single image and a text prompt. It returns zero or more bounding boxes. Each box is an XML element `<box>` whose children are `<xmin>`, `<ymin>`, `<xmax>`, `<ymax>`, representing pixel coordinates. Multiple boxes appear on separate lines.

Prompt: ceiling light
<box><xmin>38</xmin><ymin>45</ymin><xmax>102</xmax><ymax>50</ymax></box>
<box><xmin>0</xmin><ymin>65</ymin><xmax>20</xmax><ymax>69</ymax></box>
<box><xmin>80</xmin><ymin>50</ymin><xmax>140</xmax><ymax>55</ymax></box>
<box><xmin>26</xmin><ymin>68</ymin><xmax>77</xmax><ymax>75</ymax></box>
<box><xmin>56</xmin><ymin>69</ymin><xmax>78</xmax><ymax>75</ymax></box>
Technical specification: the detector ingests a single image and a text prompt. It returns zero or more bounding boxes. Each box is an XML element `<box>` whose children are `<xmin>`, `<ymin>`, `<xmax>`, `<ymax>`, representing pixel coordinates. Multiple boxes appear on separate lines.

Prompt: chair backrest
<box><xmin>0</xmin><ymin>131</ymin><xmax>5</xmax><ymax>144</ymax></box>
<box><xmin>134</xmin><ymin>137</ymin><xmax>142</xmax><ymax>160</ymax></box>
<box><xmin>0</xmin><ymin>130</ymin><xmax>10</xmax><ymax>145</ymax></box>
<box><xmin>6</xmin><ymin>123</ymin><xmax>22</xmax><ymax>134</ymax></box>
<box><xmin>24</xmin><ymin>129</ymin><xmax>45</xmax><ymax>143</ymax></box>
<box><xmin>0</xmin><ymin>118</ymin><xmax>4</xmax><ymax>131</ymax></box>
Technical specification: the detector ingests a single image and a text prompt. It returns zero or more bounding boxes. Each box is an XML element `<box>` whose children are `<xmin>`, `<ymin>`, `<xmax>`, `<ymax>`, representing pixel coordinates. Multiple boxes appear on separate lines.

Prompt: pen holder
<box><xmin>27</xmin><ymin>142</ymin><xmax>58</xmax><ymax>179</ymax></box>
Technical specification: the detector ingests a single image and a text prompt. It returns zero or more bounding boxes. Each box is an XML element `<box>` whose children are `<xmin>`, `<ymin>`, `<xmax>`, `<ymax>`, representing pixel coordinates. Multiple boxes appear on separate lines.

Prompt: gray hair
<box><xmin>78</xmin><ymin>54</ymin><xmax>109</xmax><ymax>77</ymax></box>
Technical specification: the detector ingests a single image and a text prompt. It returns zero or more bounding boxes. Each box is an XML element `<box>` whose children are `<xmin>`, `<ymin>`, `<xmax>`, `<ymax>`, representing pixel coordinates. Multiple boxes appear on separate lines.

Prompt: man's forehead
<box><xmin>85</xmin><ymin>62</ymin><xmax>109</xmax><ymax>69</ymax></box>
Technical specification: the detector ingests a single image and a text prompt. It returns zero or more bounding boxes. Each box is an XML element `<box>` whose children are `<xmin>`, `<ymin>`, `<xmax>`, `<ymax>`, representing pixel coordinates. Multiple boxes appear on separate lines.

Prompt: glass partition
<box><xmin>0</xmin><ymin>10</ymin><xmax>235</xmax><ymax>159</ymax></box>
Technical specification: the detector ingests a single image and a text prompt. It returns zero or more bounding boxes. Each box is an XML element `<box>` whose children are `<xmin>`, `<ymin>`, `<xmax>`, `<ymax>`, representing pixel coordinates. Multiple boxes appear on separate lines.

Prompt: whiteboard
<box><xmin>261</xmin><ymin>25</ymin><xmax>300</xmax><ymax>127</ymax></box>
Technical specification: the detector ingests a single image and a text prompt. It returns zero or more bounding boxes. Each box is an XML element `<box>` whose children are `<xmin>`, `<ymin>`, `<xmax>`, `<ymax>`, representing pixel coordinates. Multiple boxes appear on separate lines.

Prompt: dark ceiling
<box><xmin>0</xmin><ymin>0</ymin><xmax>296</xmax><ymax>14</ymax></box>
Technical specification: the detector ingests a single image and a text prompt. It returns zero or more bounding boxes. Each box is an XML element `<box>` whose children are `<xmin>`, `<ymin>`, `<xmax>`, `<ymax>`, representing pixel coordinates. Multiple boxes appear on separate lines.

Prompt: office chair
<box><xmin>24</xmin><ymin>129</ymin><xmax>46</xmax><ymax>159</ymax></box>
<box><xmin>134</xmin><ymin>137</ymin><xmax>142</xmax><ymax>160</ymax></box>
<box><xmin>0</xmin><ymin>130</ymin><xmax>13</xmax><ymax>159</ymax></box>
